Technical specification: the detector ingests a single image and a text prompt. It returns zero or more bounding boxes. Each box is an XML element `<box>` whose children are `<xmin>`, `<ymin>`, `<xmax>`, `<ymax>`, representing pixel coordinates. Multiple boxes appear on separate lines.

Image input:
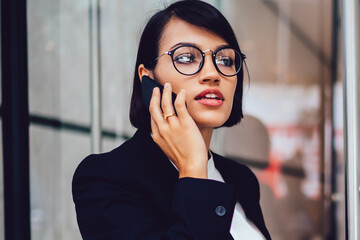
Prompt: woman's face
<box><xmin>145</xmin><ymin>18</ymin><xmax>237</xmax><ymax>129</ymax></box>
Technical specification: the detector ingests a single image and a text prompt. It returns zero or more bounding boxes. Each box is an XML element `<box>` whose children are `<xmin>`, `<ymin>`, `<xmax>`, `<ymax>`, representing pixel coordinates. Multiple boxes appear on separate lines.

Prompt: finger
<box><xmin>151</xmin><ymin>115</ymin><xmax>168</xmax><ymax>147</ymax></box>
<box><xmin>150</xmin><ymin>115</ymin><xmax>160</xmax><ymax>140</ymax></box>
<box><xmin>161</xmin><ymin>83</ymin><xmax>176</xmax><ymax>119</ymax></box>
<box><xmin>174</xmin><ymin>89</ymin><xmax>191</xmax><ymax>121</ymax></box>
<box><xmin>149</xmin><ymin>87</ymin><xmax>166</xmax><ymax>125</ymax></box>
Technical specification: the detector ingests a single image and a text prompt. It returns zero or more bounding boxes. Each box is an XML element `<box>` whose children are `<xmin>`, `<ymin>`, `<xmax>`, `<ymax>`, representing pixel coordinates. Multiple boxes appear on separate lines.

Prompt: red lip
<box><xmin>194</xmin><ymin>89</ymin><xmax>224</xmax><ymax>101</ymax></box>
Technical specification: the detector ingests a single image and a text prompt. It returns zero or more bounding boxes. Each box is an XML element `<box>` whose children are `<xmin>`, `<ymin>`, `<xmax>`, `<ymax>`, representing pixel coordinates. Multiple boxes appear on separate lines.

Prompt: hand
<box><xmin>149</xmin><ymin>82</ymin><xmax>208</xmax><ymax>179</ymax></box>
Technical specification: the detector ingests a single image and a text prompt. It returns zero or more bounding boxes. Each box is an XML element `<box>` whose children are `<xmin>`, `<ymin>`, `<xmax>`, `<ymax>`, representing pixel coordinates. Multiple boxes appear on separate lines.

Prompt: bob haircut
<box><xmin>130</xmin><ymin>0</ymin><xmax>245</xmax><ymax>130</ymax></box>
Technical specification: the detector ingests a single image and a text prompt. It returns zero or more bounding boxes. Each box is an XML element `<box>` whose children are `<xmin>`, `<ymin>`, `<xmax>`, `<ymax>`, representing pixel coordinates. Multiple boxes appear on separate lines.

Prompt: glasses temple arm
<box><xmin>154</xmin><ymin>51</ymin><xmax>170</xmax><ymax>61</ymax></box>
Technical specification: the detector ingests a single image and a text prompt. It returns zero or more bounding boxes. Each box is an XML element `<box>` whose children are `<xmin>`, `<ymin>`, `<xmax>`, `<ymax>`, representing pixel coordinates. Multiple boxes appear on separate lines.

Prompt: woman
<box><xmin>72</xmin><ymin>0</ymin><xmax>271</xmax><ymax>239</ymax></box>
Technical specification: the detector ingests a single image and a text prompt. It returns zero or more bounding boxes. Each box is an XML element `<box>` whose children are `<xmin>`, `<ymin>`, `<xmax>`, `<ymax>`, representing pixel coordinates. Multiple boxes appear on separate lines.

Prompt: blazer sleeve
<box><xmin>72</xmin><ymin>155</ymin><xmax>237</xmax><ymax>240</ymax></box>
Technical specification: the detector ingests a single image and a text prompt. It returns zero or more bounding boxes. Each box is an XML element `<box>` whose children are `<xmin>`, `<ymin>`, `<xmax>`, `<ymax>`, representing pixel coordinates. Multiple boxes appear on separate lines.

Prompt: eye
<box><xmin>216</xmin><ymin>57</ymin><xmax>233</xmax><ymax>67</ymax></box>
<box><xmin>174</xmin><ymin>53</ymin><xmax>195</xmax><ymax>64</ymax></box>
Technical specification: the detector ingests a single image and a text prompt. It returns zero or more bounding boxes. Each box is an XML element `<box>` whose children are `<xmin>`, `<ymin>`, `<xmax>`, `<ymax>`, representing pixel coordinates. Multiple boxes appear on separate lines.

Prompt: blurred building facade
<box><xmin>0</xmin><ymin>0</ymin><xmax>351</xmax><ymax>239</ymax></box>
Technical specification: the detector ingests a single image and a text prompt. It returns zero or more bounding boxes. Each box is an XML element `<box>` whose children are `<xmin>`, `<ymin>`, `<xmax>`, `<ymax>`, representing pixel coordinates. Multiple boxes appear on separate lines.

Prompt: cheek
<box><xmin>154</xmin><ymin>64</ymin><xmax>185</xmax><ymax>89</ymax></box>
<box><xmin>221</xmin><ymin>83</ymin><xmax>237</xmax><ymax>119</ymax></box>
<box><xmin>227</xmin><ymin>82</ymin><xmax>237</xmax><ymax>105</ymax></box>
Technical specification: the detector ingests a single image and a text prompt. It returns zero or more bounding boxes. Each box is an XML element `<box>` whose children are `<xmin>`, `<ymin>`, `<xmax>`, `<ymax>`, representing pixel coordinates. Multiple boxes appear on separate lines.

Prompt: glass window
<box><xmin>213</xmin><ymin>0</ymin><xmax>342</xmax><ymax>239</ymax></box>
<box><xmin>25</xmin><ymin>0</ymin><xmax>345</xmax><ymax>239</ymax></box>
<box><xmin>27</xmin><ymin>0</ymin><xmax>91</xmax><ymax>238</ymax></box>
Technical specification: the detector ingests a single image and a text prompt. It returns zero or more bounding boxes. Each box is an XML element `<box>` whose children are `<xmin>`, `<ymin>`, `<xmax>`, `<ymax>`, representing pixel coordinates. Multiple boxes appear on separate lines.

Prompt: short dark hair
<box><xmin>130</xmin><ymin>0</ymin><xmax>245</xmax><ymax>130</ymax></box>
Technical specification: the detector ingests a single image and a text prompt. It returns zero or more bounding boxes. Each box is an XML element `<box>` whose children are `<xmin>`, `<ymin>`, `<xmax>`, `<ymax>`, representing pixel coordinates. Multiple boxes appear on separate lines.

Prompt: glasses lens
<box><xmin>172</xmin><ymin>46</ymin><xmax>203</xmax><ymax>75</ymax></box>
<box><xmin>215</xmin><ymin>48</ymin><xmax>242</xmax><ymax>76</ymax></box>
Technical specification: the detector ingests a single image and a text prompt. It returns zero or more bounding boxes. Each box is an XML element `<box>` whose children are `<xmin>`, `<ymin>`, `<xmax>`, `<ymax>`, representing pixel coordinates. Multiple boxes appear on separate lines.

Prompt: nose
<box><xmin>198</xmin><ymin>51</ymin><xmax>221</xmax><ymax>85</ymax></box>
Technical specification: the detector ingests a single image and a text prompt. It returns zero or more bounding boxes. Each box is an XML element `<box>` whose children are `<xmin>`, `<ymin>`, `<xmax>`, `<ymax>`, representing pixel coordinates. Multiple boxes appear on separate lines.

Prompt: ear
<box><xmin>138</xmin><ymin>64</ymin><xmax>154</xmax><ymax>82</ymax></box>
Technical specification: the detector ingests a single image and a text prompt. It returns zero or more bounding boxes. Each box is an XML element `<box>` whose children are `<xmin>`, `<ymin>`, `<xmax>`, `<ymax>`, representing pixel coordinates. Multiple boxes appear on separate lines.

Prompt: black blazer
<box><xmin>72</xmin><ymin>129</ymin><xmax>271</xmax><ymax>240</ymax></box>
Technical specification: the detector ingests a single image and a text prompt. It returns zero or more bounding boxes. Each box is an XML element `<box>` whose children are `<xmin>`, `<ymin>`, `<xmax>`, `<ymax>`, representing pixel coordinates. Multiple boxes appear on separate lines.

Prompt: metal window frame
<box><xmin>342</xmin><ymin>0</ymin><xmax>360</xmax><ymax>239</ymax></box>
<box><xmin>1</xmin><ymin>0</ymin><xmax>31</xmax><ymax>239</ymax></box>
<box><xmin>89</xmin><ymin>0</ymin><xmax>102</xmax><ymax>153</ymax></box>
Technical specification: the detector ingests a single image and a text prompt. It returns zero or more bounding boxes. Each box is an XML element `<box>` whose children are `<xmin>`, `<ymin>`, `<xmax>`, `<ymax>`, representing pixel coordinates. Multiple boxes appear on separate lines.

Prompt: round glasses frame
<box><xmin>154</xmin><ymin>44</ymin><xmax>246</xmax><ymax>77</ymax></box>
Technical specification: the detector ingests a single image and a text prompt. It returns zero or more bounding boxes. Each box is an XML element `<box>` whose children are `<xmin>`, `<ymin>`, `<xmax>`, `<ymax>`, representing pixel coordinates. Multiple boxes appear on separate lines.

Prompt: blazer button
<box><xmin>215</xmin><ymin>206</ymin><xmax>226</xmax><ymax>216</ymax></box>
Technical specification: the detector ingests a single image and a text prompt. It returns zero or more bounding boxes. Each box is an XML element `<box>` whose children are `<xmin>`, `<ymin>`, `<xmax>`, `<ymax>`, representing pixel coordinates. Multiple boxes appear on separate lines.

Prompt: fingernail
<box><xmin>164</xmin><ymin>83</ymin><xmax>170</xmax><ymax>88</ymax></box>
<box><xmin>181</xmin><ymin>89</ymin><xmax>185</xmax><ymax>92</ymax></box>
<box><xmin>153</xmin><ymin>87</ymin><xmax>158</xmax><ymax>93</ymax></box>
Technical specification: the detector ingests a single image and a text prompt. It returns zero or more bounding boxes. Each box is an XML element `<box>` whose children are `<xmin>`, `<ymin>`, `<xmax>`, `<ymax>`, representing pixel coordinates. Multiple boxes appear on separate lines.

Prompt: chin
<box><xmin>187</xmin><ymin>105</ymin><xmax>232</xmax><ymax>128</ymax></box>
<box><xmin>194</xmin><ymin>117</ymin><xmax>228</xmax><ymax>129</ymax></box>
<box><xmin>189</xmin><ymin>110</ymin><xmax>229</xmax><ymax>127</ymax></box>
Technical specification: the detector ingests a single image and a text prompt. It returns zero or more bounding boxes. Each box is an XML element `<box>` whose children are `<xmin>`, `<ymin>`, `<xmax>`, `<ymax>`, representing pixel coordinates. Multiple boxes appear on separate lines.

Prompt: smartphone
<box><xmin>141</xmin><ymin>75</ymin><xmax>178</xmax><ymax>112</ymax></box>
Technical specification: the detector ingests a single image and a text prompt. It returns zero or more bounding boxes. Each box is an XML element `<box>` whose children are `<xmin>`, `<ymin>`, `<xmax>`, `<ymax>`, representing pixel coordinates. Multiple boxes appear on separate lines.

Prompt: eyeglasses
<box><xmin>154</xmin><ymin>44</ymin><xmax>246</xmax><ymax>77</ymax></box>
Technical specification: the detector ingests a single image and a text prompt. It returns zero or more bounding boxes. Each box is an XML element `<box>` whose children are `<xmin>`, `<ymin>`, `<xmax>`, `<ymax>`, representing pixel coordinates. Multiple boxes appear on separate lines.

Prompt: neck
<box><xmin>199</xmin><ymin>127</ymin><xmax>213</xmax><ymax>152</ymax></box>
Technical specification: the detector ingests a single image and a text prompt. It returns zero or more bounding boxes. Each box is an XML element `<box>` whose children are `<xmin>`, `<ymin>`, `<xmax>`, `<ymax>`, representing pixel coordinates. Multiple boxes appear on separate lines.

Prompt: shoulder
<box><xmin>72</xmin><ymin>130</ymin><xmax>146</xmax><ymax>185</ymax></box>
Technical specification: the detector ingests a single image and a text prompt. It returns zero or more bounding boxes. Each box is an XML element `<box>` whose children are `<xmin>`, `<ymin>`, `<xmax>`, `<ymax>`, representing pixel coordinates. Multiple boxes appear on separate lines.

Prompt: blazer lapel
<box><xmin>212</xmin><ymin>154</ymin><xmax>261</xmax><ymax>227</ymax></box>
<box><xmin>131</xmin><ymin>130</ymin><xmax>179</xmax><ymax>211</ymax></box>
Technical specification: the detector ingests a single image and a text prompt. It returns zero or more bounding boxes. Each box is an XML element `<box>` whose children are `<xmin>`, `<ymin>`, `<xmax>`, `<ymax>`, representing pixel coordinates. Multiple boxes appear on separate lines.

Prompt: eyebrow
<box><xmin>169</xmin><ymin>42</ymin><xmax>232</xmax><ymax>51</ymax></box>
